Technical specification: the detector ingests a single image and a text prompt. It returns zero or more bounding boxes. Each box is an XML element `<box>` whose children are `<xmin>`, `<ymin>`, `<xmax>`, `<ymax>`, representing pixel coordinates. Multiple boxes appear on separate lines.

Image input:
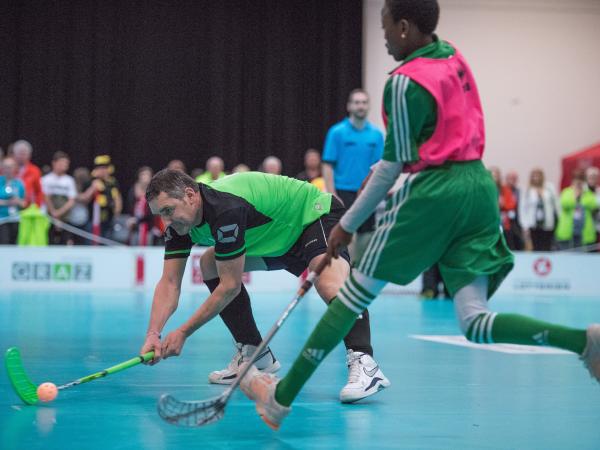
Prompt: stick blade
<box><xmin>4</xmin><ymin>347</ymin><xmax>39</xmax><ymax>405</ymax></box>
<box><xmin>157</xmin><ymin>393</ymin><xmax>226</xmax><ymax>427</ymax></box>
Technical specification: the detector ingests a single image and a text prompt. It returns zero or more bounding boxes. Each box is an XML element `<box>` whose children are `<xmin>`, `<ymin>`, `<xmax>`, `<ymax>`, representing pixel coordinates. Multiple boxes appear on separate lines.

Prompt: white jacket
<box><xmin>518</xmin><ymin>184</ymin><xmax>559</xmax><ymax>231</ymax></box>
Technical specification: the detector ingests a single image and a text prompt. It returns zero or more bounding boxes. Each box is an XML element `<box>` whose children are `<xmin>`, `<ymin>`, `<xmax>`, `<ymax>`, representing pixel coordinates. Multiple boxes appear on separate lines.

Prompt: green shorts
<box><xmin>356</xmin><ymin>160</ymin><xmax>514</xmax><ymax>298</ymax></box>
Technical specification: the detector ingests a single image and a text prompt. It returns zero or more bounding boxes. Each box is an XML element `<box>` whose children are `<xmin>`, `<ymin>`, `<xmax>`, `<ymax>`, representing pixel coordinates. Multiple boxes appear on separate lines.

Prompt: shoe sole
<box><xmin>339</xmin><ymin>378</ymin><xmax>391</xmax><ymax>404</ymax></box>
<box><xmin>208</xmin><ymin>361</ymin><xmax>281</xmax><ymax>385</ymax></box>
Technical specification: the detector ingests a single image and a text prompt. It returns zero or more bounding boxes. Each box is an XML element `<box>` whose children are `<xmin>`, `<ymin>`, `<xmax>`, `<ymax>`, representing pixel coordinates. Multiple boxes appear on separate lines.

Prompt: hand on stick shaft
<box><xmin>141</xmin><ymin>332</ymin><xmax>162</xmax><ymax>365</ymax></box>
<box><xmin>325</xmin><ymin>224</ymin><xmax>353</xmax><ymax>265</ymax></box>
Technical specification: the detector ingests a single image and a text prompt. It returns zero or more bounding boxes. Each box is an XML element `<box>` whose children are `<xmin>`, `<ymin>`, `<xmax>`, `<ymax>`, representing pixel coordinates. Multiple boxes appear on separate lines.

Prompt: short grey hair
<box><xmin>12</xmin><ymin>139</ymin><xmax>33</xmax><ymax>155</ymax></box>
<box><xmin>146</xmin><ymin>169</ymin><xmax>199</xmax><ymax>202</ymax></box>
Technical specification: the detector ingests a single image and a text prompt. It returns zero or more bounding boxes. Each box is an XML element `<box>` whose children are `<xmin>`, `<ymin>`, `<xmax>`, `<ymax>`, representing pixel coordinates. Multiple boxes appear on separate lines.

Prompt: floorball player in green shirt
<box><xmin>139</xmin><ymin>169</ymin><xmax>390</xmax><ymax>403</ymax></box>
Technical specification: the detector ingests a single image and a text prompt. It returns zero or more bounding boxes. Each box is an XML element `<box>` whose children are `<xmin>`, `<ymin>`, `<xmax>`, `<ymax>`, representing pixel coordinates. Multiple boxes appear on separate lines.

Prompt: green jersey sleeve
<box><xmin>382</xmin><ymin>74</ymin><xmax>437</xmax><ymax>163</ymax></box>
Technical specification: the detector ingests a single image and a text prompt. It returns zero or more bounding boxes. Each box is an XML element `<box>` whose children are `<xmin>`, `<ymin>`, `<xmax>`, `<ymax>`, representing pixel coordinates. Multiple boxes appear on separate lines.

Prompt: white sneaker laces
<box><xmin>347</xmin><ymin>353</ymin><xmax>363</xmax><ymax>384</ymax></box>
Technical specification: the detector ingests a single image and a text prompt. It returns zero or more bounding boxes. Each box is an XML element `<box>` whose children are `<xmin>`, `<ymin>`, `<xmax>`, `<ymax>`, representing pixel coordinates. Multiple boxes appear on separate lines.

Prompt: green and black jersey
<box><xmin>164</xmin><ymin>172</ymin><xmax>332</xmax><ymax>261</ymax></box>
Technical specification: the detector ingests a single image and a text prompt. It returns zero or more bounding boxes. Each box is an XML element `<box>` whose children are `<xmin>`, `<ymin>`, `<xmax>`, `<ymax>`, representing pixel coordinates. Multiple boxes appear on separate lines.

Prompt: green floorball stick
<box><xmin>4</xmin><ymin>347</ymin><xmax>154</xmax><ymax>405</ymax></box>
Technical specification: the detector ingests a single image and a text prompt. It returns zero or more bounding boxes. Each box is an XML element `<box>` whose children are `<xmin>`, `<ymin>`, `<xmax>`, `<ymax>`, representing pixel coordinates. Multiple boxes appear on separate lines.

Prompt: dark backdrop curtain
<box><xmin>0</xmin><ymin>0</ymin><xmax>362</xmax><ymax>192</ymax></box>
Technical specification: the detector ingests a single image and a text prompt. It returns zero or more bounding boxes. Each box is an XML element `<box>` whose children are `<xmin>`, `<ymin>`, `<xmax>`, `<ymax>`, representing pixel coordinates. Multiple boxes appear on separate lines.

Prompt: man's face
<box><xmin>587</xmin><ymin>171</ymin><xmax>599</xmax><ymax>188</ymax></box>
<box><xmin>381</xmin><ymin>4</ymin><xmax>407</xmax><ymax>61</ymax></box>
<box><xmin>149</xmin><ymin>190</ymin><xmax>199</xmax><ymax>236</ymax></box>
<box><xmin>506</xmin><ymin>172</ymin><xmax>518</xmax><ymax>187</ymax></box>
<box><xmin>347</xmin><ymin>92</ymin><xmax>369</xmax><ymax>120</ymax></box>
<box><xmin>1</xmin><ymin>159</ymin><xmax>17</xmax><ymax>178</ymax></box>
<box><xmin>304</xmin><ymin>152</ymin><xmax>321</xmax><ymax>170</ymax></box>
<box><xmin>53</xmin><ymin>157</ymin><xmax>70</xmax><ymax>175</ymax></box>
<box><xmin>95</xmin><ymin>165</ymin><xmax>110</xmax><ymax>179</ymax></box>
<box><xmin>207</xmin><ymin>159</ymin><xmax>224</xmax><ymax>177</ymax></box>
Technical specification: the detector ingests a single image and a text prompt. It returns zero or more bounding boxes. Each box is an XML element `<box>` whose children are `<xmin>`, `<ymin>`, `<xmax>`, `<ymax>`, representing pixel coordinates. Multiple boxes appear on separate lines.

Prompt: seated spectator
<box><xmin>232</xmin><ymin>163</ymin><xmax>250</xmax><ymax>173</ymax></box>
<box><xmin>41</xmin><ymin>151</ymin><xmax>77</xmax><ymax>245</ymax></box>
<box><xmin>196</xmin><ymin>156</ymin><xmax>225</xmax><ymax>184</ymax></box>
<box><xmin>0</xmin><ymin>157</ymin><xmax>26</xmax><ymax>244</ymax></box>
<box><xmin>190</xmin><ymin>168</ymin><xmax>204</xmax><ymax>180</ymax></box>
<box><xmin>519</xmin><ymin>168</ymin><xmax>558</xmax><ymax>251</ymax></box>
<box><xmin>13</xmin><ymin>139</ymin><xmax>43</xmax><ymax>207</ymax></box>
<box><xmin>126</xmin><ymin>166</ymin><xmax>156</xmax><ymax>245</ymax></box>
<box><xmin>490</xmin><ymin>166</ymin><xmax>518</xmax><ymax>248</ymax></box>
<box><xmin>555</xmin><ymin>169</ymin><xmax>598</xmax><ymax>250</ymax></box>
<box><xmin>167</xmin><ymin>159</ymin><xmax>187</xmax><ymax>173</ymax></box>
<box><xmin>260</xmin><ymin>156</ymin><xmax>282</xmax><ymax>175</ymax></box>
<box><xmin>296</xmin><ymin>148</ymin><xmax>325</xmax><ymax>191</ymax></box>
<box><xmin>80</xmin><ymin>155</ymin><xmax>123</xmax><ymax>242</ymax></box>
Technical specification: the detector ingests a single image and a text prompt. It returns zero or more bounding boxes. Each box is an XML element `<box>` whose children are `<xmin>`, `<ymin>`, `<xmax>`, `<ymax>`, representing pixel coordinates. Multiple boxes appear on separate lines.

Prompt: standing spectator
<box><xmin>69</xmin><ymin>167</ymin><xmax>92</xmax><ymax>244</ymax></box>
<box><xmin>126</xmin><ymin>166</ymin><xmax>156</xmax><ymax>245</ymax></box>
<box><xmin>586</xmin><ymin>167</ymin><xmax>600</xmax><ymax>241</ymax></box>
<box><xmin>260</xmin><ymin>156</ymin><xmax>282</xmax><ymax>175</ymax></box>
<box><xmin>490</xmin><ymin>166</ymin><xmax>517</xmax><ymax>249</ymax></box>
<box><xmin>13</xmin><ymin>140</ymin><xmax>43</xmax><ymax>207</ymax></box>
<box><xmin>196</xmin><ymin>156</ymin><xmax>226</xmax><ymax>184</ymax></box>
<box><xmin>80</xmin><ymin>155</ymin><xmax>122</xmax><ymax>242</ymax></box>
<box><xmin>505</xmin><ymin>170</ymin><xmax>524</xmax><ymax>250</ymax></box>
<box><xmin>322</xmin><ymin>89</ymin><xmax>384</xmax><ymax>262</ymax></box>
<box><xmin>41</xmin><ymin>151</ymin><xmax>77</xmax><ymax>245</ymax></box>
<box><xmin>555</xmin><ymin>169</ymin><xmax>598</xmax><ymax>250</ymax></box>
<box><xmin>232</xmin><ymin>163</ymin><xmax>250</xmax><ymax>173</ymax></box>
<box><xmin>0</xmin><ymin>157</ymin><xmax>26</xmax><ymax>244</ymax></box>
<box><xmin>519</xmin><ymin>168</ymin><xmax>559</xmax><ymax>251</ymax></box>
<box><xmin>167</xmin><ymin>159</ymin><xmax>187</xmax><ymax>174</ymax></box>
<box><xmin>296</xmin><ymin>148</ymin><xmax>325</xmax><ymax>191</ymax></box>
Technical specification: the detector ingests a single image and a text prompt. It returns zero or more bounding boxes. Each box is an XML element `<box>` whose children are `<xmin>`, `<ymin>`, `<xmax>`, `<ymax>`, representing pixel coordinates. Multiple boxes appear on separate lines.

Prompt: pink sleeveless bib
<box><xmin>383</xmin><ymin>46</ymin><xmax>485</xmax><ymax>173</ymax></box>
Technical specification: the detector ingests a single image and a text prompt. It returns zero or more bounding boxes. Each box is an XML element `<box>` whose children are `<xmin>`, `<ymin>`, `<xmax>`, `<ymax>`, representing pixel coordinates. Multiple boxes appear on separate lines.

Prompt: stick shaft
<box><xmin>58</xmin><ymin>351</ymin><xmax>154</xmax><ymax>390</ymax></box>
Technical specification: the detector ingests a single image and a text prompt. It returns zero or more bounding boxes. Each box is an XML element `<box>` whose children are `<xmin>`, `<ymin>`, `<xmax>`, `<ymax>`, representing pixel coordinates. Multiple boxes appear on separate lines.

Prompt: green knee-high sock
<box><xmin>468</xmin><ymin>312</ymin><xmax>587</xmax><ymax>354</ymax></box>
<box><xmin>275</xmin><ymin>298</ymin><xmax>359</xmax><ymax>407</ymax></box>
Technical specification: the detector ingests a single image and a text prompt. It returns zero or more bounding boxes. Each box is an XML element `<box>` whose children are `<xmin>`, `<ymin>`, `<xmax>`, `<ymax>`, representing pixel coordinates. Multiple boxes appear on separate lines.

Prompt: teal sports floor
<box><xmin>1</xmin><ymin>289</ymin><xmax>599</xmax><ymax>449</ymax></box>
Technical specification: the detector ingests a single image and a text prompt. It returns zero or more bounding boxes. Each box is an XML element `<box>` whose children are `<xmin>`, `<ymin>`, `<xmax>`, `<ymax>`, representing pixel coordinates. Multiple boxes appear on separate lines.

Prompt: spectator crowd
<box><xmin>1</xmin><ymin>90</ymin><xmax>599</xmax><ymax>253</ymax></box>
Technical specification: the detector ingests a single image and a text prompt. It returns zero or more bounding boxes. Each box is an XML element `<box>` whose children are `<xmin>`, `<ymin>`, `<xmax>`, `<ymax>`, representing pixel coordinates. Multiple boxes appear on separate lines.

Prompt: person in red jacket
<box><xmin>13</xmin><ymin>140</ymin><xmax>44</xmax><ymax>207</ymax></box>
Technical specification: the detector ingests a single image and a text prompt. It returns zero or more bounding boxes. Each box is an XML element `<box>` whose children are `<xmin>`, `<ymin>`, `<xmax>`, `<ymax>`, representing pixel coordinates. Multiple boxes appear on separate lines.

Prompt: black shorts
<box><xmin>262</xmin><ymin>196</ymin><xmax>351</xmax><ymax>276</ymax></box>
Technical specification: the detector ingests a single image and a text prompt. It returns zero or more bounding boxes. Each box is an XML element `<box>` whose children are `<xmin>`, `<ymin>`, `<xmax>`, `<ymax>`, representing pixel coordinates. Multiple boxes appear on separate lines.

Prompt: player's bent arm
<box><xmin>340</xmin><ymin>160</ymin><xmax>404</xmax><ymax>233</ymax></box>
<box><xmin>146</xmin><ymin>257</ymin><xmax>187</xmax><ymax>335</ymax></box>
<box><xmin>177</xmin><ymin>254</ymin><xmax>245</xmax><ymax>338</ymax></box>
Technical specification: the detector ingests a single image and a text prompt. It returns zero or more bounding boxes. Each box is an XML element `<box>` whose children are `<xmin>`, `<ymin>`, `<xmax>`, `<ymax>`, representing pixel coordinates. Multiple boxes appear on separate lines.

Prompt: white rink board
<box><xmin>0</xmin><ymin>247</ymin><xmax>598</xmax><ymax>297</ymax></box>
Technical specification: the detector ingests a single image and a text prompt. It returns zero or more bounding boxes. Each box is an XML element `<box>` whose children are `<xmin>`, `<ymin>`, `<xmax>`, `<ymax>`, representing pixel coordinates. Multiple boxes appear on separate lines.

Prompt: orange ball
<box><xmin>37</xmin><ymin>382</ymin><xmax>58</xmax><ymax>402</ymax></box>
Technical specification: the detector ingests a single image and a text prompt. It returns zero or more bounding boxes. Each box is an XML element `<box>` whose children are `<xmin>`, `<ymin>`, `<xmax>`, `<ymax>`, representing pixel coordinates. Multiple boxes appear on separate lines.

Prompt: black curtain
<box><xmin>0</xmin><ymin>0</ymin><xmax>362</xmax><ymax>193</ymax></box>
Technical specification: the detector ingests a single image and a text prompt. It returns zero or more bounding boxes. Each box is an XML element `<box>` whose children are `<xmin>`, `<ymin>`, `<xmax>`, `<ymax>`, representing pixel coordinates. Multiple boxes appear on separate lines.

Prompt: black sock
<box><xmin>204</xmin><ymin>278</ymin><xmax>262</xmax><ymax>346</ymax></box>
<box><xmin>343</xmin><ymin>308</ymin><xmax>373</xmax><ymax>356</ymax></box>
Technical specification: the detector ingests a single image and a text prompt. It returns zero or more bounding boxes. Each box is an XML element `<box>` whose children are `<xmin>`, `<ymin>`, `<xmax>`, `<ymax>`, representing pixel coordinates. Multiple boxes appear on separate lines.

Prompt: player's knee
<box><xmin>315</xmin><ymin>279</ymin><xmax>339</xmax><ymax>303</ymax></box>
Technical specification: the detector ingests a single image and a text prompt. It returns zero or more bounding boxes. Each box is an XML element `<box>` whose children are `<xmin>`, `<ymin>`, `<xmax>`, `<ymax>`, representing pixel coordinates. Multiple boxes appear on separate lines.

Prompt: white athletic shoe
<box><xmin>208</xmin><ymin>343</ymin><xmax>281</xmax><ymax>385</ymax></box>
<box><xmin>240</xmin><ymin>364</ymin><xmax>291</xmax><ymax>430</ymax></box>
<box><xmin>339</xmin><ymin>349</ymin><xmax>390</xmax><ymax>403</ymax></box>
<box><xmin>581</xmin><ymin>324</ymin><xmax>600</xmax><ymax>383</ymax></box>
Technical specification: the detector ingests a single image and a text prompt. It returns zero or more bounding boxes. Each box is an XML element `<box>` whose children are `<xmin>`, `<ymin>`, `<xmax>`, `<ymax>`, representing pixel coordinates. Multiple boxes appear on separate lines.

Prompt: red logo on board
<box><xmin>533</xmin><ymin>257</ymin><xmax>552</xmax><ymax>277</ymax></box>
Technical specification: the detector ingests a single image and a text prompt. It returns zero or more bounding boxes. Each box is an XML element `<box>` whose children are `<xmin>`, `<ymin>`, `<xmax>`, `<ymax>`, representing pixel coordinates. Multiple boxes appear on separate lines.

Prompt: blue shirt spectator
<box><xmin>0</xmin><ymin>175</ymin><xmax>26</xmax><ymax>219</ymax></box>
<box><xmin>322</xmin><ymin>117</ymin><xmax>383</xmax><ymax>192</ymax></box>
